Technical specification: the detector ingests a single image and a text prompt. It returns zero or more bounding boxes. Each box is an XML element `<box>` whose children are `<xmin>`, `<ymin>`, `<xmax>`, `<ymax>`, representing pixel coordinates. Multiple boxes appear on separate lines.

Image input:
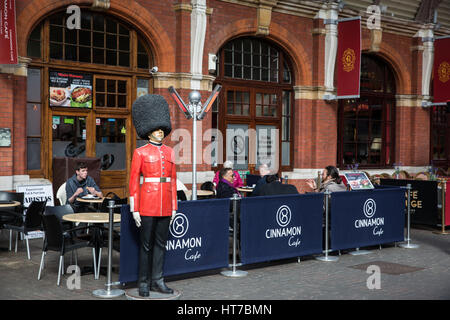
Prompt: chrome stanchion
<box><xmin>316</xmin><ymin>190</ymin><xmax>338</xmax><ymax>262</ymax></box>
<box><xmin>399</xmin><ymin>184</ymin><xmax>419</xmax><ymax>249</ymax></box>
<box><xmin>93</xmin><ymin>200</ymin><xmax>124</xmax><ymax>298</ymax></box>
<box><xmin>221</xmin><ymin>194</ymin><xmax>247</xmax><ymax>277</ymax></box>
<box><xmin>433</xmin><ymin>180</ymin><xmax>449</xmax><ymax>235</ymax></box>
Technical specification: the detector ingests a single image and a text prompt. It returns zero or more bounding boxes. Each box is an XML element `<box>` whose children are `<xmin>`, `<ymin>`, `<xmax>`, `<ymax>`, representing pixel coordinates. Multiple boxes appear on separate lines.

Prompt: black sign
<box><xmin>380</xmin><ymin>179</ymin><xmax>439</xmax><ymax>226</ymax></box>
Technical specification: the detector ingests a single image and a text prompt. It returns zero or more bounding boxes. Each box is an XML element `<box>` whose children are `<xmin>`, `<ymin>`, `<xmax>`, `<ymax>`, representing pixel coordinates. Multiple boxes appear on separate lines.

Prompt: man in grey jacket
<box><xmin>66</xmin><ymin>161</ymin><xmax>103</xmax><ymax>212</ymax></box>
<box><xmin>306</xmin><ymin>166</ymin><xmax>347</xmax><ymax>193</ymax></box>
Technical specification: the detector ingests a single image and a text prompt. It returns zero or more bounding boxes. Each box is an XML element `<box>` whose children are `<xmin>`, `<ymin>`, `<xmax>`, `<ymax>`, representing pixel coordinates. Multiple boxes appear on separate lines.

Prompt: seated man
<box><xmin>306</xmin><ymin>165</ymin><xmax>347</xmax><ymax>193</ymax></box>
<box><xmin>66</xmin><ymin>161</ymin><xmax>103</xmax><ymax>212</ymax></box>
<box><xmin>216</xmin><ymin>167</ymin><xmax>241</xmax><ymax>199</ymax></box>
<box><xmin>252</xmin><ymin>174</ymin><xmax>299</xmax><ymax>197</ymax></box>
<box><xmin>213</xmin><ymin>160</ymin><xmax>244</xmax><ymax>188</ymax></box>
<box><xmin>249</xmin><ymin>163</ymin><xmax>271</xmax><ymax>196</ymax></box>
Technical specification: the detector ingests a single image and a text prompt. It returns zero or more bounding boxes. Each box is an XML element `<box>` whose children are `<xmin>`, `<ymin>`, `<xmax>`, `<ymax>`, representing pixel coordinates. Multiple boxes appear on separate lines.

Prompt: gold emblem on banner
<box><xmin>342</xmin><ymin>48</ymin><xmax>356</xmax><ymax>72</ymax></box>
<box><xmin>438</xmin><ymin>61</ymin><xmax>450</xmax><ymax>83</ymax></box>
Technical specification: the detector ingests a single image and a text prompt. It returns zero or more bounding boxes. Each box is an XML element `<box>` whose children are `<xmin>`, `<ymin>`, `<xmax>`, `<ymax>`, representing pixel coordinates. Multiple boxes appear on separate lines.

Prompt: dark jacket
<box><xmin>249</xmin><ymin>175</ymin><xmax>268</xmax><ymax>196</ymax></box>
<box><xmin>216</xmin><ymin>180</ymin><xmax>239</xmax><ymax>199</ymax></box>
<box><xmin>253</xmin><ymin>181</ymin><xmax>299</xmax><ymax>197</ymax></box>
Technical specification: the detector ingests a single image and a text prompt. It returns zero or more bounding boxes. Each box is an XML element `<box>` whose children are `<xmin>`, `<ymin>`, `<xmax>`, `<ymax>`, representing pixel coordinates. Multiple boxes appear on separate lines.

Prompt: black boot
<box><xmin>138</xmin><ymin>282</ymin><xmax>150</xmax><ymax>297</ymax></box>
<box><xmin>150</xmin><ymin>278</ymin><xmax>174</xmax><ymax>294</ymax></box>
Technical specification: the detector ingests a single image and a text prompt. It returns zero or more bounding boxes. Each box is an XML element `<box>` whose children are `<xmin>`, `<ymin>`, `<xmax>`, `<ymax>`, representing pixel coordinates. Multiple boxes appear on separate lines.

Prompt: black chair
<box><xmin>38</xmin><ymin>214</ymin><xmax>97</xmax><ymax>286</ymax></box>
<box><xmin>44</xmin><ymin>205</ymin><xmax>75</xmax><ymax>231</ymax></box>
<box><xmin>0</xmin><ymin>191</ymin><xmax>24</xmax><ymax>228</ymax></box>
<box><xmin>3</xmin><ymin>200</ymin><xmax>47</xmax><ymax>260</ymax></box>
<box><xmin>177</xmin><ymin>190</ymin><xmax>187</xmax><ymax>201</ymax></box>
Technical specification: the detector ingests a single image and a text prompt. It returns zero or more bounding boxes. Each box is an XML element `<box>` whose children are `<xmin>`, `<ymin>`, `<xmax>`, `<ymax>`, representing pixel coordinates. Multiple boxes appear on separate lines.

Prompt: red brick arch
<box><xmin>17</xmin><ymin>0</ymin><xmax>175</xmax><ymax>71</ymax></box>
<box><xmin>362</xmin><ymin>41</ymin><xmax>411</xmax><ymax>95</ymax></box>
<box><xmin>207</xmin><ymin>19</ymin><xmax>312</xmax><ymax>86</ymax></box>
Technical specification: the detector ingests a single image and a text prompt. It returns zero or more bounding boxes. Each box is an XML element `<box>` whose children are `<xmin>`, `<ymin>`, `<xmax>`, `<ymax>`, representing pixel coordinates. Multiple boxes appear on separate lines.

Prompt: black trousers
<box><xmin>138</xmin><ymin>216</ymin><xmax>170</xmax><ymax>285</ymax></box>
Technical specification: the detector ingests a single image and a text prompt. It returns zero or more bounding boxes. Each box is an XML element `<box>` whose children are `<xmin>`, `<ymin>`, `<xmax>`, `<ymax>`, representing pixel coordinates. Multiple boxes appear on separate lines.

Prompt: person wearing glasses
<box><xmin>216</xmin><ymin>167</ymin><xmax>241</xmax><ymax>199</ymax></box>
<box><xmin>213</xmin><ymin>160</ymin><xmax>243</xmax><ymax>188</ymax></box>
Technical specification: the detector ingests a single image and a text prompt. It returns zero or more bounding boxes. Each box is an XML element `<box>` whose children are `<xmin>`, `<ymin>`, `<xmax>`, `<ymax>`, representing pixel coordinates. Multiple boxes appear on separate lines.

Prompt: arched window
<box><xmin>25</xmin><ymin>8</ymin><xmax>153</xmax><ymax>197</ymax></box>
<box><xmin>338</xmin><ymin>54</ymin><xmax>396</xmax><ymax>168</ymax></box>
<box><xmin>213</xmin><ymin>37</ymin><xmax>294</xmax><ymax>173</ymax></box>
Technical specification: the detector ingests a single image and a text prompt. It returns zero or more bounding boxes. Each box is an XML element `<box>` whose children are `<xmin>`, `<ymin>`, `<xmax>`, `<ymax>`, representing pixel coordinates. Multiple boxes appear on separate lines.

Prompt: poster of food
<box><xmin>343</xmin><ymin>172</ymin><xmax>374</xmax><ymax>190</ymax></box>
<box><xmin>49</xmin><ymin>71</ymin><xmax>93</xmax><ymax>108</ymax></box>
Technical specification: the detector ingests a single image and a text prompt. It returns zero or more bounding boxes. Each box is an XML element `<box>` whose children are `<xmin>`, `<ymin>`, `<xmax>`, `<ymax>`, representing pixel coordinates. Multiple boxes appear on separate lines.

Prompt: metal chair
<box><xmin>3</xmin><ymin>200</ymin><xmax>47</xmax><ymax>260</ymax></box>
<box><xmin>38</xmin><ymin>214</ymin><xmax>97</xmax><ymax>286</ymax></box>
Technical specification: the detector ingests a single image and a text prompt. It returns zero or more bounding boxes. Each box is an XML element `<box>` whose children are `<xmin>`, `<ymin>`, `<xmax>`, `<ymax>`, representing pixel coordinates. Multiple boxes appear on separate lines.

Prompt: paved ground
<box><xmin>0</xmin><ymin>225</ymin><xmax>449</xmax><ymax>301</ymax></box>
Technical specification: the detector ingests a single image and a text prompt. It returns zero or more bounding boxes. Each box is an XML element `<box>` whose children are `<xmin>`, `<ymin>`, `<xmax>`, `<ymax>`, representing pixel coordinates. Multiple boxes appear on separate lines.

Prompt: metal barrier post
<box><xmin>221</xmin><ymin>194</ymin><xmax>247</xmax><ymax>277</ymax></box>
<box><xmin>433</xmin><ymin>180</ymin><xmax>450</xmax><ymax>235</ymax></box>
<box><xmin>316</xmin><ymin>190</ymin><xmax>338</xmax><ymax>262</ymax></box>
<box><xmin>400</xmin><ymin>184</ymin><xmax>419</xmax><ymax>249</ymax></box>
<box><xmin>93</xmin><ymin>200</ymin><xmax>124</xmax><ymax>298</ymax></box>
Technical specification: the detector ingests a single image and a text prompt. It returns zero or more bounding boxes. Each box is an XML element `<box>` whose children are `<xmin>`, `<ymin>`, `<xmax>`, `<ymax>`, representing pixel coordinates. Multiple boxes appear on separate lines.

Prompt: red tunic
<box><xmin>129</xmin><ymin>143</ymin><xmax>177</xmax><ymax>217</ymax></box>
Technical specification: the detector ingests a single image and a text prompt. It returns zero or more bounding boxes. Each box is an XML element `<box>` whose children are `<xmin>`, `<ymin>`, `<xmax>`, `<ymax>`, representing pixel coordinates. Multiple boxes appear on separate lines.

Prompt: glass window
<box><xmin>95</xmin><ymin>118</ymin><xmax>126</xmax><ymax>170</ymax></box>
<box><xmin>224</xmin><ymin>37</ymin><xmax>280</xmax><ymax>82</ymax></box>
<box><xmin>26</xmin><ymin>68</ymin><xmax>42</xmax><ymax>171</ymax></box>
<box><xmin>52</xmin><ymin>116</ymin><xmax>87</xmax><ymax>158</ymax></box>
<box><xmin>338</xmin><ymin>55</ymin><xmax>396</xmax><ymax>168</ymax></box>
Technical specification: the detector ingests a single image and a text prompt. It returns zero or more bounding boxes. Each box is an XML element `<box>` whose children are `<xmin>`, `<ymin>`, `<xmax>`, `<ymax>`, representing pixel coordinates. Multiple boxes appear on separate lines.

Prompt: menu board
<box><xmin>343</xmin><ymin>172</ymin><xmax>374</xmax><ymax>190</ymax></box>
<box><xmin>49</xmin><ymin>71</ymin><xmax>93</xmax><ymax>108</ymax></box>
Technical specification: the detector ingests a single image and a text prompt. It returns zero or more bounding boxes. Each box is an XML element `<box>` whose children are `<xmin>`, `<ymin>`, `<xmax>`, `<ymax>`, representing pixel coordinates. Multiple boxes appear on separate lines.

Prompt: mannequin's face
<box><xmin>149</xmin><ymin>129</ymin><xmax>165</xmax><ymax>143</ymax></box>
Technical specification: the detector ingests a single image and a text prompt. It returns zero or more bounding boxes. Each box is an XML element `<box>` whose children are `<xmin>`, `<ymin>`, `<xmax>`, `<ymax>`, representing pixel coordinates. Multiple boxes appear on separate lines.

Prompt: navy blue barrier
<box><xmin>119</xmin><ymin>199</ymin><xmax>230</xmax><ymax>283</ymax></box>
<box><xmin>240</xmin><ymin>193</ymin><xmax>324</xmax><ymax>265</ymax></box>
<box><xmin>330</xmin><ymin>187</ymin><xmax>405</xmax><ymax>251</ymax></box>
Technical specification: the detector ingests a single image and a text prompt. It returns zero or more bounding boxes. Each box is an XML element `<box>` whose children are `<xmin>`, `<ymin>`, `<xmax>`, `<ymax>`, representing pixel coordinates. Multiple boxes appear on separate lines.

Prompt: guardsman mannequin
<box><xmin>129</xmin><ymin>94</ymin><xmax>177</xmax><ymax>297</ymax></box>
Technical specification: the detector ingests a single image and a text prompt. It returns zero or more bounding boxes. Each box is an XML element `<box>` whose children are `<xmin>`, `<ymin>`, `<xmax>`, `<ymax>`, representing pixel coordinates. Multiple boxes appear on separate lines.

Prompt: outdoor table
<box><xmin>0</xmin><ymin>201</ymin><xmax>21</xmax><ymax>251</ymax></box>
<box><xmin>237</xmin><ymin>187</ymin><xmax>253</xmax><ymax>196</ymax></box>
<box><xmin>76</xmin><ymin>196</ymin><xmax>105</xmax><ymax>212</ymax></box>
<box><xmin>185</xmin><ymin>190</ymin><xmax>214</xmax><ymax>200</ymax></box>
<box><xmin>62</xmin><ymin>212</ymin><xmax>120</xmax><ymax>279</ymax></box>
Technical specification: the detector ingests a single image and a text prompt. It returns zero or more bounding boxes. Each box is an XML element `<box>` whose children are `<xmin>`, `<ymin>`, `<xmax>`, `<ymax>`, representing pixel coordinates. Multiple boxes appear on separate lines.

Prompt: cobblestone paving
<box><xmin>0</xmin><ymin>227</ymin><xmax>449</xmax><ymax>300</ymax></box>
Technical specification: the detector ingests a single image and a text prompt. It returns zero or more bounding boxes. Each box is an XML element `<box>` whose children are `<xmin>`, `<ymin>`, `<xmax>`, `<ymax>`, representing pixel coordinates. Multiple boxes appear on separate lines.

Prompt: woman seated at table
<box><xmin>306</xmin><ymin>165</ymin><xmax>347</xmax><ymax>193</ymax></box>
<box><xmin>216</xmin><ymin>168</ymin><xmax>241</xmax><ymax>199</ymax></box>
<box><xmin>213</xmin><ymin>161</ymin><xmax>244</xmax><ymax>188</ymax></box>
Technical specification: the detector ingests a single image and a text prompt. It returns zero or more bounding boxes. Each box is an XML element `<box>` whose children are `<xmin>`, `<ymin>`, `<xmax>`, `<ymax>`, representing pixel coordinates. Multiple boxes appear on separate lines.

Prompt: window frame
<box><xmin>337</xmin><ymin>54</ymin><xmax>396</xmax><ymax>169</ymax></box>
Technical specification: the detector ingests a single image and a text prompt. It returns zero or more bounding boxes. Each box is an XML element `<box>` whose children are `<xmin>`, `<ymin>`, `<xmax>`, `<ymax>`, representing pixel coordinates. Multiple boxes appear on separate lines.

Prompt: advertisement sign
<box><xmin>0</xmin><ymin>0</ymin><xmax>17</xmax><ymax>64</ymax></box>
<box><xmin>337</xmin><ymin>17</ymin><xmax>361</xmax><ymax>99</ymax></box>
<box><xmin>119</xmin><ymin>199</ymin><xmax>230</xmax><ymax>283</ymax></box>
<box><xmin>344</xmin><ymin>172</ymin><xmax>374</xmax><ymax>190</ymax></box>
<box><xmin>380</xmin><ymin>179</ymin><xmax>439</xmax><ymax>226</ymax></box>
<box><xmin>330</xmin><ymin>188</ymin><xmax>405</xmax><ymax>251</ymax></box>
<box><xmin>433</xmin><ymin>36</ymin><xmax>450</xmax><ymax>104</ymax></box>
<box><xmin>49</xmin><ymin>71</ymin><xmax>93</xmax><ymax>108</ymax></box>
<box><xmin>16</xmin><ymin>184</ymin><xmax>55</xmax><ymax>239</ymax></box>
<box><xmin>240</xmin><ymin>193</ymin><xmax>323</xmax><ymax>265</ymax></box>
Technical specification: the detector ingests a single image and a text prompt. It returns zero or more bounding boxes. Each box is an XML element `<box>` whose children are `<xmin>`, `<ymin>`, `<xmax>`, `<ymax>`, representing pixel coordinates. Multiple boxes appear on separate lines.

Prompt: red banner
<box><xmin>0</xmin><ymin>0</ymin><xmax>17</xmax><ymax>64</ymax></box>
<box><xmin>446</xmin><ymin>181</ymin><xmax>450</xmax><ymax>226</ymax></box>
<box><xmin>433</xmin><ymin>37</ymin><xmax>450</xmax><ymax>104</ymax></box>
<box><xmin>337</xmin><ymin>17</ymin><xmax>361</xmax><ymax>99</ymax></box>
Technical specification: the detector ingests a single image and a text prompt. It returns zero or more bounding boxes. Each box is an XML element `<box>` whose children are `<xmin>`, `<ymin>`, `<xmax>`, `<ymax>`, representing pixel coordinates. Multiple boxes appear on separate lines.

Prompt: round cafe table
<box><xmin>0</xmin><ymin>200</ymin><xmax>20</xmax><ymax>208</ymax></box>
<box><xmin>76</xmin><ymin>196</ymin><xmax>106</xmax><ymax>212</ymax></box>
<box><xmin>62</xmin><ymin>212</ymin><xmax>120</xmax><ymax>279</ymax></box>
<box><xmin>184</xmin><ymin>190</ymin><xmax>214</xmax><ymax>200</ymax></box>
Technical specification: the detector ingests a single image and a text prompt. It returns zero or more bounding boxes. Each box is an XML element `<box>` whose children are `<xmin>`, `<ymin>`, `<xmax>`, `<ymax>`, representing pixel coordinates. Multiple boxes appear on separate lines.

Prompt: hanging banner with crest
<box><xmin>433</xmin><ymin>36</ymin><xmax>450</xmax><ymax>105</ymax></box>
<box><xmin>337</xmin><ymin>17</ymin><xmax>361</xmax><ymax>99</ymax></box>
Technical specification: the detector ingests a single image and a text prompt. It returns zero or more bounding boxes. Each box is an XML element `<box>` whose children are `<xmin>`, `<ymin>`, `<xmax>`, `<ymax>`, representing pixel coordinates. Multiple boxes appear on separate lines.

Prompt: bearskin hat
<box><xmin>132</xmin><ymin>94</ymin><xmax>172</xmax><ymax>139</ymax></box>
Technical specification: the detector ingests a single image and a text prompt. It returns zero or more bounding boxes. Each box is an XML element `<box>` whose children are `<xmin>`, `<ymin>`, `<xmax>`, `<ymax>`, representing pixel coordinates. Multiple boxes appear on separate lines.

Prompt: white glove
<box><xmin>132</xmin><ymin>211</ymin><xmax>141</xmax><ymax>228</ymax></box>
<box><xmin>170</xmin><ymin>210</ymin><xmax>177</xmax><ymax>225</ymax></box>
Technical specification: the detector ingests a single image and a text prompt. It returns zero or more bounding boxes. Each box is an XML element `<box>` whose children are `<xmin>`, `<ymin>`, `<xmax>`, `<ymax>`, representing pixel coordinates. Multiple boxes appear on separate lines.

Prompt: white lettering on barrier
<box><xmin>288</xmin><ymin>236</ymin><xmax>301</xmax><ymax>247</ymax></box>
<box><xmin>185</xmin><ymin>248</ymin><xmax>201</xmax><ymax>262</ymax></box>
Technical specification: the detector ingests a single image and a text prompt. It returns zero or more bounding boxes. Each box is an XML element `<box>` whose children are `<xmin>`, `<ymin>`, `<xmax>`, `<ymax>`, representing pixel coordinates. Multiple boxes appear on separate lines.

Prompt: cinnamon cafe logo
<box><xmin>355</xmin><ymin>198</ymin><xmax>384</xmax><ymax>236</ymax></box>
<box><xmin>266</xmin><ymin>205</ymin><xmax>302</xmax><ymax>247</ymax></box>
<box><xmin>166</xmin><ymin>213</ymin><xmax>202</xmax><ymax>262</ymax></box>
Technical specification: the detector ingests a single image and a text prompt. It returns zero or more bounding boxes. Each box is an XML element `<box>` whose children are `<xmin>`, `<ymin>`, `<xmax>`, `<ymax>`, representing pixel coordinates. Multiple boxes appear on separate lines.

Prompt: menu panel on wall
<box><xmin>49</xmin><ymin>71</ymin><xmax>93</xmax><ymax>108</ymax></box>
